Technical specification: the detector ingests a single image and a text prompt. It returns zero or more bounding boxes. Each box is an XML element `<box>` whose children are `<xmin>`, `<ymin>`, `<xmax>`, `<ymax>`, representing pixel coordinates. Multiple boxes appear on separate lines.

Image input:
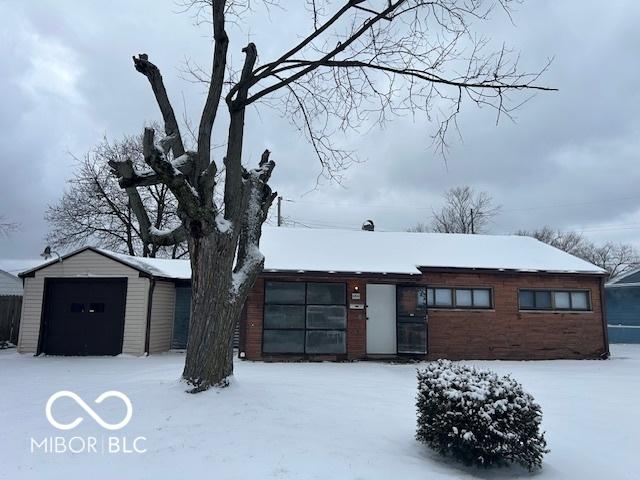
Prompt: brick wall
<box><xmin>423</xmin><ymin>271</ymin><xmax>606</xmax><ymax>360</ymax></box>
<box><xmin>241</xmin><ymin>271</ymin><xmax>607</xmax><ymax>361</ymax></box>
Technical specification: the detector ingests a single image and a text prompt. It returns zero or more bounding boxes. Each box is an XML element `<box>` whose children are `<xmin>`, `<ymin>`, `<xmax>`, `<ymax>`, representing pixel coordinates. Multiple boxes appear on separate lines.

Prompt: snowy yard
<box><xmin>1</xmin><ymin>346</ymin><xmax>638</xmax><ymax>480</ymax></box>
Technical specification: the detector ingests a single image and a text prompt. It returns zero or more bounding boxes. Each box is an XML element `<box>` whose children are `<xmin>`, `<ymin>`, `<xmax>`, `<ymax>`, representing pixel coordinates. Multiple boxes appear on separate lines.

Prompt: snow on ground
<box><xmin>1</xmin><ymin>345</ymin><xmax>638</xmax><ymax>480</ymax></box>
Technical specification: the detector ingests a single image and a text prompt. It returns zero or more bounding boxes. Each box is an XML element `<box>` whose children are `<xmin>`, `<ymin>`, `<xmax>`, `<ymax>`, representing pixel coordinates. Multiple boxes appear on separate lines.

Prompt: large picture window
<box><xmin>263</xmin><ymin>281</ymin><xmax>347</xmax><ymax>354</ymax></box>
<box><xmin>518</xmin><ymin>289</ymin><xmax>590</xmax><ymax>311</ymax></box>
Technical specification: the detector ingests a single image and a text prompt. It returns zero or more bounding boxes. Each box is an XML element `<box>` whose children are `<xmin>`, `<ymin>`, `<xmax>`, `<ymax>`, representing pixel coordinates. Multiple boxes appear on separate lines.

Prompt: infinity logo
<box><xmin>45</xmin><ymin>390</ymin><xmax>133</xmax><ymax>431</ymax></box>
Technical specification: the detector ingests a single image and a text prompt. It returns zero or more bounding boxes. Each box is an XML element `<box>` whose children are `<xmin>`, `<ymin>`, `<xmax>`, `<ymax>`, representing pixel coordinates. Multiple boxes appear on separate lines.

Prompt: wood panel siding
<box><xmin>17</xmin><ymin>250</ymin><xmax>150</xmax><ymax>355</ymax></box>
<box><xmin>0</xmin><ymin>296</ymin><xmax>22</xmax><ymax>344</ymax></box>
<box><xmin>148</xmin><ymin>281</ymin><xmax>176</xmax><ymax>353</ymax></box>
<box><xmin>606</xmin><ymin>285</ymin><xmax>640</xmax><ymax>343</ymax></box>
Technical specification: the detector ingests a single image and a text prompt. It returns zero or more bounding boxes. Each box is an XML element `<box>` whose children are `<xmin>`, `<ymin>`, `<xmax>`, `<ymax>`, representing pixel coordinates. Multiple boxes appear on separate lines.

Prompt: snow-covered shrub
<box><xmin>416</xmin><ymin>360</ymin><xmax>548</xmax><ymax>470</ymax></box>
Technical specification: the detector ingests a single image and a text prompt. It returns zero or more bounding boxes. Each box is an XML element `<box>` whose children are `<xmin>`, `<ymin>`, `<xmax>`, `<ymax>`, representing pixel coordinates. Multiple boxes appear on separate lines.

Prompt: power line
<box><xmin>283</xmin><ymin>215</ymin><xmax>640</xmax><ymax>237</ymax></box>
<box><xmin>281</xmin><ymin>194</ymin><xmax>640</xmax><ymax>214</ymax></box>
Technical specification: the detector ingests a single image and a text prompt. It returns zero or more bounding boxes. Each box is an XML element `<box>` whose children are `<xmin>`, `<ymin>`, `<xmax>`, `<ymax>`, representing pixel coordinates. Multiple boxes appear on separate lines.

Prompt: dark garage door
<box><xmin>41</xmin><ymin>278</ymin><xmax>127</xmax><ymax>355</ymax></box>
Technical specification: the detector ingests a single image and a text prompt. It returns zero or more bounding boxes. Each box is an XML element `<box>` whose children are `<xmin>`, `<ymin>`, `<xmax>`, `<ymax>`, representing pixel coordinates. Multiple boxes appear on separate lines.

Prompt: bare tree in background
<box><xmin>516</xmin><ymin>226</ymin><xmax>584</xmax><ymax>256</ymax></box>
<box><xmin>0</xmin><ymin>215</ymin><xmax>17</xmax><ymax>237</ymax></box>
<box><xmin>517</xmin><ymin>226</ymin><xmax>640</xmax><ymax>277</ymax></box>
<box><xmin>583</xmin><ymin>242</ymin><xmax>639</xmax><ymax>278</ymax></box>
<box><xmin>411</xmin><ymin>186</ymin><xmax>500</xmax><ymax>233</ymax></box>
<box><xmin>46</xmin><ymin>133</ymin><xmax>186</xmax><ymax>258</ymax></box>
<box><xmin>110</xmin><ymin>0</ymin><xmax>552</xmax><ymax>391</ymax></box>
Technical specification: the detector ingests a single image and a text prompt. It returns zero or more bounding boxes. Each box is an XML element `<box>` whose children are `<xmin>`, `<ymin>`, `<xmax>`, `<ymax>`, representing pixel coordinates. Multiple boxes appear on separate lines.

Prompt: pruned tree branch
<box><xmin>49</xmin><ymin>132</ymin><xmax>186</xmax><ymax>257</ymax></box>
<box><xmin>133</xmin><ymin>54</ymin><xmax>186</xmax><ymax>158</ymax></box>
<box><xmin>149</xmin><ymin>225</ymin><xmax>188</xmax><ymax>246</ymax></box>
<box><xmin>223</xmin><ymin>42</ymin><xmax>258</xmax><ymax>222</ymax></box>
<box><xmin>140</xmin><ymin>128</ymin><xmax>203</xmax><ymax>220</ymax></box>
<box><xmin>232</xmin><ymin>149</ymin><xmax>277</xmax><ymax>296</ymax></box>
<box><xmin>109</xmin><ymin>153</ymin><xmax>196</xmax><ymax>189</ymax></box>
<box><xmin>196</xmin><ymin>0</ymin><xmax>229</xmax><ymax>178</ymax></box>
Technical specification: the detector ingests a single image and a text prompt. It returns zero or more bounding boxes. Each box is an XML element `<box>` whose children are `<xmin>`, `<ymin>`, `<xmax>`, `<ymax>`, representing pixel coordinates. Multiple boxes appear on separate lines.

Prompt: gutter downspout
<box><xmin>599</xmin><ymin>276</ymin><xmax>610</xmax><ymax>359</ymax></box>
<box><xmin>144</xmin><ymin>278</ymin><xmax>156</xmax><ymax>355</ymax></box>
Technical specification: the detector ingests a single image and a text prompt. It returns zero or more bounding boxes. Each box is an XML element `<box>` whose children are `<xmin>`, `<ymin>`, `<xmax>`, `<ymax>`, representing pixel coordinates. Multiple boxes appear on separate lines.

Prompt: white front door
<box><xmin>366</xmin><ymin>284</ymin><xmax>397</xmax><ymax>354</ymax></box>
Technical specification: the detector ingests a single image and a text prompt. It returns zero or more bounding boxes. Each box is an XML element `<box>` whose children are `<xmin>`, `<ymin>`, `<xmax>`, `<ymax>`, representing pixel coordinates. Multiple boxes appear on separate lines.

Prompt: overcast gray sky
<box><xmin>1</xmin><ymin>0</ymin><xmax>639</xmax><ymax>271</ymax></box>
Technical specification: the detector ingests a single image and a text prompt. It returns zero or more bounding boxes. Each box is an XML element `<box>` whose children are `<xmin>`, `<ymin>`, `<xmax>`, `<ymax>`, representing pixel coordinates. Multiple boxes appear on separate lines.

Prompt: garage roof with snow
<box><xmin>19</xmin><ymin>227</ymin><xmax>606</xmax><ymax>279</ymax></box>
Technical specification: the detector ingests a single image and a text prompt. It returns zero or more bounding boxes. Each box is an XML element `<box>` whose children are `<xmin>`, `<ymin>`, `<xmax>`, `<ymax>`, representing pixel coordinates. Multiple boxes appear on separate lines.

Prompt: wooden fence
<box><xmin>0</xmin><ymin>296</ymin><xmax>22</xmax><ymax>345</ymax></box>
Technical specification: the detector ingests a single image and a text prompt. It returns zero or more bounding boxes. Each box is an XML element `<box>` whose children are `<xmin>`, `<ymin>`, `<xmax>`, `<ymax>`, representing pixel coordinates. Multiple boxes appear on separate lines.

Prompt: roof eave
<box><xmin>18</xmin><ymin>246</ymin><xmax>156</xmax><ymax>279</ymax></box>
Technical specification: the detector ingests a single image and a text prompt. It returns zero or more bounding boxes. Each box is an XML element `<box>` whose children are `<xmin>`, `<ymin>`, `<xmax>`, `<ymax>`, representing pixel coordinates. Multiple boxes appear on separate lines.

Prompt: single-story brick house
<box><xmin>605</xmin><ymin>267</ymin><xmax>640</xmax><ymax>343</ymax></box>
<box><xmin>17</xmin><ymin>227</ymin><xmax>609</xmax><ymax>360</ymax></box>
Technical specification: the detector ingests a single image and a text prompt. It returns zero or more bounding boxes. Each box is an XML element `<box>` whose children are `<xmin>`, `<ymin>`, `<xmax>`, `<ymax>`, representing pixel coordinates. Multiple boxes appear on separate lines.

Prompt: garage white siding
<box><xmin>17</xmin><ymin>250</ymin><xmax>150</xmax><ymax>355</ymax></box>
<box><xmin>148</xmin><ymin>281</ymin><xmax>176</xmax><ymax>353</ymax></box>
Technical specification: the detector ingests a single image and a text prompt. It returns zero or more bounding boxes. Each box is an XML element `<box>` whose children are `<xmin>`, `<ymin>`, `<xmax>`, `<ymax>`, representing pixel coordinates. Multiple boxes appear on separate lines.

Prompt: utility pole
<box><xmin>277</xmin><ymin>196</ymin><xmax>283</xmax><ymax>227</ymax></box>
<box><xmin>470</xmin><ymin>208</ymin><xmax>475</xmax><ymax>234</ymax></box>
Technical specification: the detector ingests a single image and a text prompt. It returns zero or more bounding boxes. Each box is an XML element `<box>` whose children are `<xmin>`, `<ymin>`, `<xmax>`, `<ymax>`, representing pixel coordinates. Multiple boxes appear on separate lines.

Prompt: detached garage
<box><xmin>17</xmin><ymin>247</ymin><xmax>189</xmax><ymax>356</ymax></box>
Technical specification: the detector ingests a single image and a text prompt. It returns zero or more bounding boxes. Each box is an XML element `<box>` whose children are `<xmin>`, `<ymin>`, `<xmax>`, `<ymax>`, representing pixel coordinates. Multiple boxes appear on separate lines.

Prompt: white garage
<box><xmin>18</xmin><ymin>247</ymin><xmax>188</xmax><ymax>356</ymax></box>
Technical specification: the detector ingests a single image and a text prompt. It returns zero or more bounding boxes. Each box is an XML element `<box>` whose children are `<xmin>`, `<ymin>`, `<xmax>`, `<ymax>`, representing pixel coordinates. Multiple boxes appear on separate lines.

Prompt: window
<box><xmin>535</xmin><ymin>291</ymin><xmax>552</xmax><ymax>309</ymax></box>
<box><xmin>263</xmin><ymin>282</ymin><xmax>346</xmax><ymax>354</ymax></box>
<box><xmin>397</xmin><ymin>323</ymin><xmax>427</xmax><ymax>354</ymax></box>
<box><xmin>435</xmin><ymin>288</ymin><xmax>452</xmax><ymax>306</ymax></box>
<box><xmin>263</xmin><ymin>305</ymin><xmax>305</xmax><ymax>329</ymax></box>
<box><xmin>426</xmin><ymin>287</ymin><xmax>492</xmax><ymax>309</ymax></box>
<box><xmin>265</xmin><ymin>282</ymin><xmax>305</xmax><ymax>304</ymax></box>
<box><xmin>455</xmin><ymin>289</ymin><xmax>472</xmax><ymax>307</ymax></box>
<box><xmin>473</xmin><ymin>289</ymin><xmax>491</xmax><ymax>308</ymax></box>
<box><xmin>571</xmin><ymin>291</ymin><xmax>588</xmax><ymax>310</ymax></box>
<box><xmin>306</xmin><ymin>283</ymin><xmax>345</xmax><ymax>305</ymax></box>
<box><xmin>554</xmin><ymin>292</ymin><xmax>570</xmax><ymax>309</ymax></box>
<box><xmin>398</xmin><ymin>287</ymin><xmax>427</xmax><ymax>317</ymax></box>
<box><xmin>518</xmin><ymin>289</ymin><xmax>590</xmax><ymax>311</ymax></box>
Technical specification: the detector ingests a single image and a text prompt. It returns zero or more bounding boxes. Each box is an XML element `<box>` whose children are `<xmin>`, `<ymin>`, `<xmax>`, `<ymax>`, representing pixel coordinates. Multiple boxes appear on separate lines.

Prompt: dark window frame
<box><xmin>262</xmin><ymin>281</ymin><xmax>347</xmax><ymax>355</ymax></box>
<box><xmin>425</xmin><ymin>286</ymin><xmax>494</xmax><ymax>310</ymax></box>
<box><xmin>518</xmin><ymin>288</ymin><xmax>592</xmax><ymax>311</ymax></box>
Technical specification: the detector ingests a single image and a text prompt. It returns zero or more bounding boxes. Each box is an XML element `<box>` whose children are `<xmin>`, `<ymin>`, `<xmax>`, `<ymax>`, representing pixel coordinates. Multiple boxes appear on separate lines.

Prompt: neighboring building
<box><xmin>605</xmin><ymin>267</ymin><xmax>640</xmax><ymax>343</ymax></box>
<box><xmin>0</xmin><ymin>269</ymin><xmax>23</xmax><ymax>345</ymax></box>
<box><xmin>17</xmin><ymin>228</ymin><xmax>609</xmax><ymax>360</ymax></box>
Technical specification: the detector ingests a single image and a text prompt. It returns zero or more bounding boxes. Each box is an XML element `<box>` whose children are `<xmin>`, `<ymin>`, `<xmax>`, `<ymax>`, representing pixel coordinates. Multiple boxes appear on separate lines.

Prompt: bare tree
<box><xmin>419</xmin><ymin>186</ymin><xmax>500</xmax><ymax>233</ymax></box>
<box><xmin>516</xmin><ymin>226</ymin><xmax>640</xmax><ymax>277</ymax></box>
<box><xmin>407</xmin><ymin>222</ymin><xmax>430</xmax><ymax>233</ymax></box>
<box><xmin>110</xmin><ymin>0</ymin><xmax>552</xmax><ymax>391</ymax></box>
<box><xmin>0</xmin><ymin>215</ymin><xmax>17</xmax><ymax>237</ymax></box>
<box><xmin>582</xmin><ymin>242</ymin><xmax>640</xmax><ymax>278</ymax></box>
<box><xmin>46</xmin><ymin>133</ymin><xmax>187</xmax><ymax>258</ymax></box>
<box><xmin>515</xmin><ymin>226</ymin><xmax>585</xmax><ymax>256</ymax></box>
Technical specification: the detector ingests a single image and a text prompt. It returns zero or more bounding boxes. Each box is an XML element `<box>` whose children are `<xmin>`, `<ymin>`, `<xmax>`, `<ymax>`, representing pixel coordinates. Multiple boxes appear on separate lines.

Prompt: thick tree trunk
<box><xmin>182</xmin><ymin>231</ymin><xmax>242</xmax><ymax>391</ymax></box>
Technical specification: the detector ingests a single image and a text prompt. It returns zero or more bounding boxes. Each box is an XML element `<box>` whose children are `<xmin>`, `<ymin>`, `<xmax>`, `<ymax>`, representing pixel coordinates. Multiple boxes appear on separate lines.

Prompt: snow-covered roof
<box><xmin>101</xmin><ymin>249</ymin><xmax>192</xmax><ymax>279</ymax></box>
<box><xmin>0</xmin><ymin>269</ymin><xmax>23</xmax><ymax>296</ymax></box>
<box><xmin>18</xmin><ymin>227</ymin><xmax>606</xmax><ymax>279</ymax></box>
<box><xmin>259</xmin><ymin>227</ymin><xmax>606</xmax><ymax>275</ymax></box>
<box><xmin>606</xmin><ymin>266</ymin><xmax>640</xmax><ymax>286</ymax></box>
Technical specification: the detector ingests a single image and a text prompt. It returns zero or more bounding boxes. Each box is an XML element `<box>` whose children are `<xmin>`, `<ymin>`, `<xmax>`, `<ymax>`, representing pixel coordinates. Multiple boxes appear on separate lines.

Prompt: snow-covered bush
<box><xmin>416</xmin><ymin>360</ymin><xmax>548</xmax><ymax>470</ymax></box>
